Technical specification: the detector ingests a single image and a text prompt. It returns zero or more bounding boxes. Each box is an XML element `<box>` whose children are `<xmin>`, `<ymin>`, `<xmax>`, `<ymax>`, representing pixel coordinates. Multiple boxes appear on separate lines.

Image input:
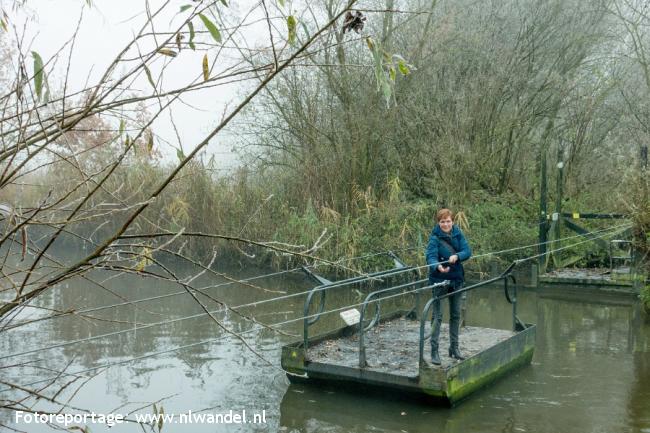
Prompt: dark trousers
<box><xmin>431</xmin><ymin>281</ymin><xmax>463</xmax><ymax>350</ymax></box>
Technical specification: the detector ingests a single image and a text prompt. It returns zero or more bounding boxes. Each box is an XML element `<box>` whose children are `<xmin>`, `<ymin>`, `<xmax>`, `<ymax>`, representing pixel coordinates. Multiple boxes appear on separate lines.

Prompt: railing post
<box><xmin>303</xmin><ymin>285</ymin><xmax>328</xmax><ymax>352</ymax></box>
<box><xmin>512</xmin><ymin>276</ymin><xmax>518</xmax><ymax>331</ymax></box>
<box><xmin>419</xmin><ymin>298</ymin><xmax>435</xmax><ymax>368</ymax></box>
<box><xmin>358</xmin><ymin>280</ymin><xmax>421</xmax><ymax>368</ymax></box>
<box><xmin>503</xmin><ymin>274</ymin><xmax>519</xmax><ymax>331</ymax></box>
<box><xmin>504</xmin><ymin>277</ymin><xmax>513</xmax><ymax>331</ymax></box>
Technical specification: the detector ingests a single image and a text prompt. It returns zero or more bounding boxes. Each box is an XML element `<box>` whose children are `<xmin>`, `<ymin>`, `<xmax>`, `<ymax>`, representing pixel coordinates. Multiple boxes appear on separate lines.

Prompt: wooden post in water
<box><xmin>554</xmin><ymin>143</ymin><xmax>564</xmax><ymax>265</ymax></box>
<box><xmin>633</xmin><ymin>144</ymin><xmax>648</xmax><ymax>292</ymax></box>
<box><xmin>539</xmin><ymin>140</ymin><xmax>548</xmax><ymax>275</ymax></box>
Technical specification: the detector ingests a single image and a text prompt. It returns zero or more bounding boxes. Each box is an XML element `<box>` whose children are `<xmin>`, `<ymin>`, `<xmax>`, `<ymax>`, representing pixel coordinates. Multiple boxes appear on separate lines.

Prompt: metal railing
<box><xmin>301</xmin><ymin>256</ymin><xmax>527</xmax><ymax>370</ymax></box>
<box><xmin>357</xmin><ymin>279</ymin><xmax>446</xmax><ymax>367</ymax></box>
<box><xmin>301</xmin><ymin>251</ymin><xmax>417</xmax><ymax>351</ymax></box>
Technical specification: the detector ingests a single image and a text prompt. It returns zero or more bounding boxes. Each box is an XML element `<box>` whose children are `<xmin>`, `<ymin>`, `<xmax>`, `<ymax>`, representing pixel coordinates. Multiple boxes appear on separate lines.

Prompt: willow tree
<box><xmin>0</xmin><ymin>0</ymin><xmax>359</xmax><ymax>427</ymax></box>
<box><xmin>242</xmin><ymin>0</ymin><xmax>635</xmax><ymax>208</ymax></box>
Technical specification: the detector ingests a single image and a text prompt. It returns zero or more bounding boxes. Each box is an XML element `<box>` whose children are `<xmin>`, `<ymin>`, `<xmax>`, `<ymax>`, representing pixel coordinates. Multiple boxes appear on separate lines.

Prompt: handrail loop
<box><xmin>357</xmin><ymin>278</ymin><xmax>433</xmax><ymax>367</ymax></box>
<box><xmin>302</xmin><ymin>252</ymin><xmax>414</xmax><ymax>351</ymax></box>
<box><xmin>504</xmin><ymin>274</ymin><xmax>517</xmax><ymax>305</ymax></box>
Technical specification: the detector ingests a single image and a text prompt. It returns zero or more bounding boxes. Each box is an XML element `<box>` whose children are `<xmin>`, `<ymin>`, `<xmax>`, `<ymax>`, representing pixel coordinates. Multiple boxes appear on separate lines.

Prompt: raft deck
<box><xmin>309</xmin><ymin>319</ymin><xmax>514</xmax><ymax>374</ymax></box>
<box><xmin>282</xmin><ymin>315</ymin><xmax>536</xmax><ymax>406</ymax></box>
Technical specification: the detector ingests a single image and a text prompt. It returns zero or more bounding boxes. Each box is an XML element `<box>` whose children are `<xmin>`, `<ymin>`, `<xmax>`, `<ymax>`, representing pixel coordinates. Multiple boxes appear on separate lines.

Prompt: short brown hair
<box><xmin>436</xmin><ymin>208</ymin><xmax>453</xmax><ymax>222</ymax></box>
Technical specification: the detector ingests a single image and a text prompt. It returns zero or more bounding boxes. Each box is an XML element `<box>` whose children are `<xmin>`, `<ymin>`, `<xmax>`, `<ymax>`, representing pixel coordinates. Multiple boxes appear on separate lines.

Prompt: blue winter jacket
<box><xmin>425</xmin><ymin>224</ymin><xmax>472</xmax><ymax>283</ymax></box>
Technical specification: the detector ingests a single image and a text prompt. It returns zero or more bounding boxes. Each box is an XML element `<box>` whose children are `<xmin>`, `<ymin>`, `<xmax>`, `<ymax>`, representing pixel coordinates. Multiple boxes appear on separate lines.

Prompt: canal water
<box><xmin>0</xmin><ymin>262</ymin><xmax>648</xmax><ymax>433</ymax></box>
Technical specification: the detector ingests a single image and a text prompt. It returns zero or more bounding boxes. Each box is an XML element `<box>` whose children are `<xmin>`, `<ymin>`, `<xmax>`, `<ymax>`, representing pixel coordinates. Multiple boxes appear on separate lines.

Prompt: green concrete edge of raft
<box><xmin>419</xmin><ymin>325</ymin><xmax>536</xmax><ymax>404</ymax></box>
<box><xmin>281</xmin><ymin>321</ymin><xmax>536</xmax><ymax>405</ymax></box>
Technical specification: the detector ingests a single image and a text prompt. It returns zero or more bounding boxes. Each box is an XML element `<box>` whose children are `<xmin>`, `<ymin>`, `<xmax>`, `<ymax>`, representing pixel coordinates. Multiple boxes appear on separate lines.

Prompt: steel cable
<box><xmin>0</xmin><ymin>222</ymin><xmax>630</xmax><ymax>363</ymax></box>
<box><xmin>0</xmin><ymin>280</ymin><xmax>445</xmax><ymax>393</ymax></box>
<box><xmin>3</xmin><ymin>222</ymin><xmax>627</xmax><ymax>332</ymax></box>
<box><xmin>0</xmin><ymin>222</ymin><xmax>632</xmax><ymax>396</ymax></box>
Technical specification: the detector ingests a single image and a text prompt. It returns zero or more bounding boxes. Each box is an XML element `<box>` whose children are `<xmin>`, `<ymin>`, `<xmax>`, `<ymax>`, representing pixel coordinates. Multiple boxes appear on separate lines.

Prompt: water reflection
<box><xmin>0</xmin><ymin>262</ymin><xmax>648</xmax><ymax>433</ymax></box>
<box><xmin>278</xmin><ymin>286</ymin><xmax>650</xmax><ymax>433</ymax></box>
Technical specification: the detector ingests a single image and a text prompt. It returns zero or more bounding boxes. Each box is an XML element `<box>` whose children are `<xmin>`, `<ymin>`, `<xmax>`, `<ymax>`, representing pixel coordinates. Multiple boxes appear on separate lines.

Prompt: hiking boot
<box><xmin>449</xmin><ymin>345</ymin><xmax>465</xmax><ymax>361</ymax></box>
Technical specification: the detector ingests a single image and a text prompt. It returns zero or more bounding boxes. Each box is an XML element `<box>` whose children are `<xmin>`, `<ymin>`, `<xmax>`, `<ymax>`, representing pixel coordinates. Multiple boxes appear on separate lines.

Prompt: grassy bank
<box><xmin>6</xmin><ymin>155</ymin><xmax>639</xmax><ymax>281</ymax></box>
<box><xmin>24</xmin><ymin>160</ymin><xmax>540</xmax><ymax>274</ymax></box>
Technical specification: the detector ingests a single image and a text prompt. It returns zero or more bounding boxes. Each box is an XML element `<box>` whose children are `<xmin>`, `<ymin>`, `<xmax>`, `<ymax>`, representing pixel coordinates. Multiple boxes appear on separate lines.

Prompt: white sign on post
<box><xmin>339</xmin><ymin>308</ymin><xmax>361</xmax><ymax>326</ymax></box>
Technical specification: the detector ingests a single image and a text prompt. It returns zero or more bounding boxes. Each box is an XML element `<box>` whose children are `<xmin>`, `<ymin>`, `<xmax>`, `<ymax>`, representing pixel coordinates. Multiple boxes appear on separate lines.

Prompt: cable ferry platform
<box><xmin>281</xmin><ymin>255</ymin><xmax>536</xmax><ymax>406</ymax></box>
<box><xmin>538</xmin><ymin>267</ymin><xmax>637</xmax><ymax>293</ymax></box>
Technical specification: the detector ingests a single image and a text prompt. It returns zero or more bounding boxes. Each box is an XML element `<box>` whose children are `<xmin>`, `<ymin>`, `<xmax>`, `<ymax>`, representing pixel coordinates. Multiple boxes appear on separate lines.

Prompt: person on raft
<box><xmin>425</xmin><ymin>208</ymin><xmax>472</xmax><ymax>365</ymax></box>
